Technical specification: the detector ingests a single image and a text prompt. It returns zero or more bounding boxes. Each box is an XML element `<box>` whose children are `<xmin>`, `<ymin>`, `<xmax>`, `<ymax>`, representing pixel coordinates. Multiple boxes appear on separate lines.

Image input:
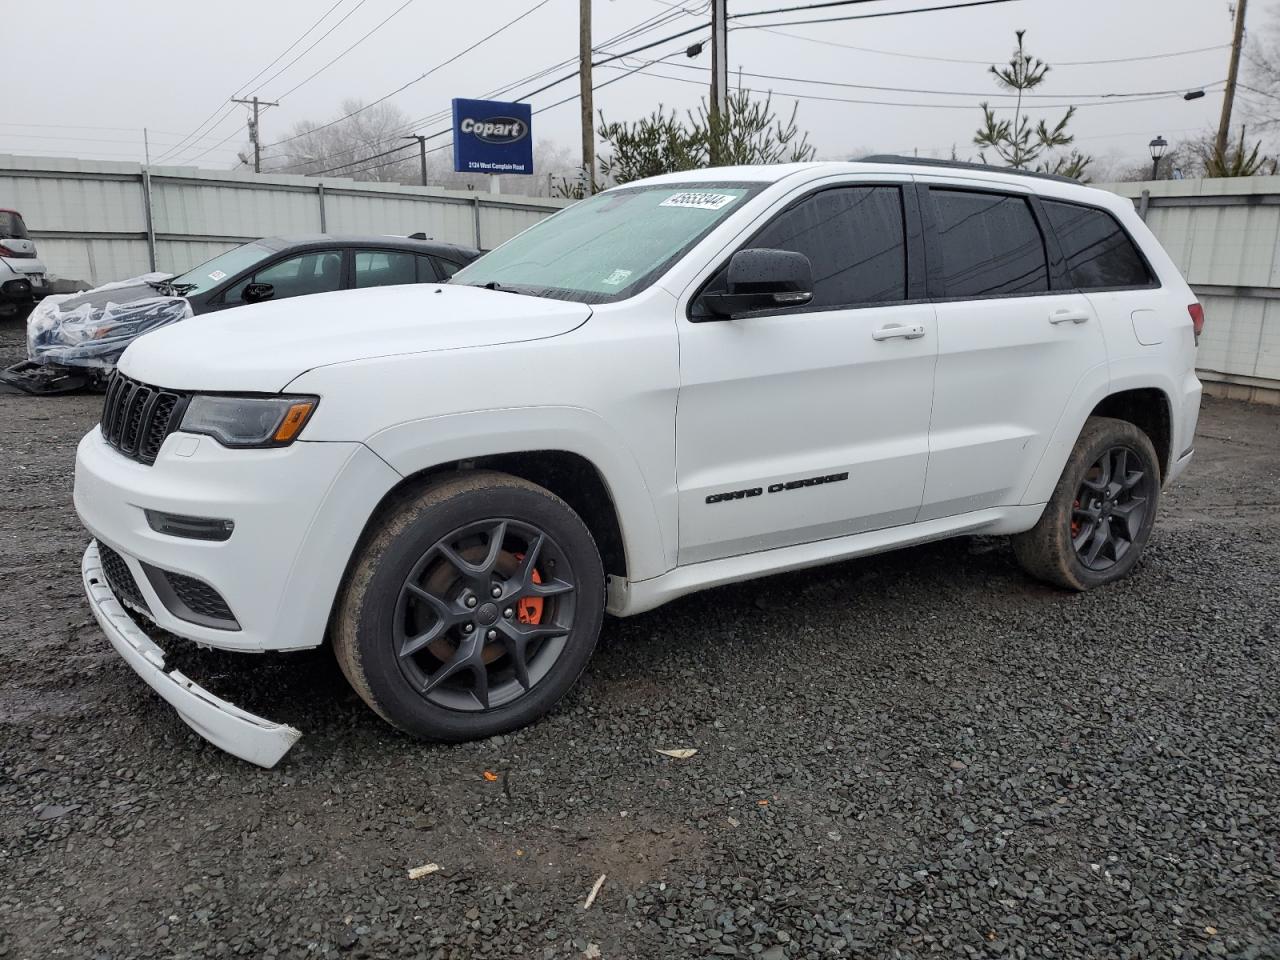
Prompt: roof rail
<box><xmin>858</xmin><ymin>154</ymin><xmax>1080</xmax><ymax>185</ymax></box>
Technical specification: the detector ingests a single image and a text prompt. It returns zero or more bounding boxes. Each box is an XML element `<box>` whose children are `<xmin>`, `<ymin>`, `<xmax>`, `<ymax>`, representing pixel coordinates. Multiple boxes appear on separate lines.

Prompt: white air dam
<box><xmin>82</xmin><ymin>542</ymin><xmax>300</xmax><ymax>768</ymax></box>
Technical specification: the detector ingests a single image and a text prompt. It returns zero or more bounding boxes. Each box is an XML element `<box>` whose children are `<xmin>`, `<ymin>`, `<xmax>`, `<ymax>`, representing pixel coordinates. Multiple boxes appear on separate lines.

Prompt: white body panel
<box><xmin>1</xmin><ymin>253</ymin><xmax>48</xmax><ymax>291</ymax></box>
<box><xmin>71</xmin><ymin>160</ymin><xmax>1202</xmax><ymax>761</ymax></box>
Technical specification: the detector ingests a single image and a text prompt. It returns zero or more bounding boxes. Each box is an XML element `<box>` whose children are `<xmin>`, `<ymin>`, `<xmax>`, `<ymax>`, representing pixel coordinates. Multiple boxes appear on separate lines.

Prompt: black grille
<box><xmin>165</xmin><ymin>572</ymin><xmax>236</xmax><ymax>624</ymax></box>
<box><xmin>97</xmin><ymin>542</ymin><xmax>151</xmax><ymax>615</ymax></box>
<box><xmin>100</xmin><ymin>374</ymin><xmax>187</xmax><ymax>465</ymax></box>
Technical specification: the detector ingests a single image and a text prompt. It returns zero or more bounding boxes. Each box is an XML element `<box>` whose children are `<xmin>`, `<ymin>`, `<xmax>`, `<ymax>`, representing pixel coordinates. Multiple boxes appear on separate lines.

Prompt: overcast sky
<box><xmin>4</xmin><ymin>0</ymin><xmax>1260</xmax><ymax>176</ymax></box>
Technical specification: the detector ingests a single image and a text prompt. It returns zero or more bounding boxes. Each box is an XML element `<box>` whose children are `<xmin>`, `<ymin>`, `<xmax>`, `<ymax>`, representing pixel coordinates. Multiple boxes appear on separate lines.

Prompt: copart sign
<box><xmin>452</xmin><ymin>98</ymin><xmax>533</xmax><ymax>175</ymax></box>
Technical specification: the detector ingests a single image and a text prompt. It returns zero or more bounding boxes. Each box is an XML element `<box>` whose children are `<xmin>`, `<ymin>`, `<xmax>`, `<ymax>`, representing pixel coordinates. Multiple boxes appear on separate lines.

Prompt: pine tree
<box><xmin>973</xmin><ymin>30</ymin><xmax>1091</xmax><ymax>180</ymax></box>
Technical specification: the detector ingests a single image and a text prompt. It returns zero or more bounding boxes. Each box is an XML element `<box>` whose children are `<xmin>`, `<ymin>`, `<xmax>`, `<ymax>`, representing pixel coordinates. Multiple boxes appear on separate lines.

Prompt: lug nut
<box><xmin>487</xmin><ymin>629</ymin><xmax>497</xmax><ymax>641</ymax></box>
<box><xmin>491</xmin><ymin>585</ymin><xmax>502</xmax><ymax>598</ymax></box>
<box><xmin>466</xmin><ymin>596</ymin><xmax>478</xmax><ymax>608</ymax></box>
<box><xmin>503</xmin><ymin>607</ymin><xmax>513</xmax><ymax>619</ymax></box>
<box><xmin>463</xmin><ymin>624</ymin><xmax>474</xmax><ymax>633</ymax></box>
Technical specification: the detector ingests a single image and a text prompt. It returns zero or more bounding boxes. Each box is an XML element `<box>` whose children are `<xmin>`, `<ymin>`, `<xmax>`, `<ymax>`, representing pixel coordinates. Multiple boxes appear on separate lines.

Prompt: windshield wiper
<box><xmin>144</xmin><ymin>278</ymin><xmax>196</xmax><ymax>296</ymax></box>
<box><xmin>466</xmin><ymin>280</ymin><xmax>547</xmax><ymax>298</ymax></box>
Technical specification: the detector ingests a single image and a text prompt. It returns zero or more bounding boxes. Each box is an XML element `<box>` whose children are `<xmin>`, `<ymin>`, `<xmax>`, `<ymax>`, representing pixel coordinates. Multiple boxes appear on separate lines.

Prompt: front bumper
<box><xmin>83</xmin><ymin>541</ymin><xmax>300</xmax><ymax>767</ymax></box>
<box><xmin>74</xmin><ymin>427</ymin><xmax>401</xmax><ymax>652</ymax></box>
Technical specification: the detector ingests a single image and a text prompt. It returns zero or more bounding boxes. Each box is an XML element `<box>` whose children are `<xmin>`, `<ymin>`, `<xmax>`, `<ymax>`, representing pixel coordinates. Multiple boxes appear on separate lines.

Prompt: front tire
<box><xmin>333</xmin><ymin>471</ymin><xmax>605</xmax><ymax>742</ymax></box>
<box><xmin>1013</xmin><ymin>416</ymin><xmax>1161</xmax><ymax>591</ymax></box>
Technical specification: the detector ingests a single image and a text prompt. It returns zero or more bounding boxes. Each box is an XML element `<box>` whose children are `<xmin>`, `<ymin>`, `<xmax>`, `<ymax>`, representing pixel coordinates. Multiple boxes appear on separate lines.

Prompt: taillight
<box><xmin>1188</xmin><ymin>302</ymin><xmax>1205</xmax><ymax>340</ymax></box>
<box><xmin>0</xmin><ymin>244</ymin><xmax>15</xmax><ymax>257</ymax></box>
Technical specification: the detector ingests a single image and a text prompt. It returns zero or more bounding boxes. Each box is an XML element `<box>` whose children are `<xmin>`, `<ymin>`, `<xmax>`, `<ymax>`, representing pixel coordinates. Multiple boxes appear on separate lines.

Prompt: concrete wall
<box><xmin>1102</xmin><ymin>176</ymin><xmax>1280</xmax><ymax>401</ymax></box>
<box><xmin>0</xmin><ymin>155</ymin><xmax>568</xmax><ymax>287</ymax></box>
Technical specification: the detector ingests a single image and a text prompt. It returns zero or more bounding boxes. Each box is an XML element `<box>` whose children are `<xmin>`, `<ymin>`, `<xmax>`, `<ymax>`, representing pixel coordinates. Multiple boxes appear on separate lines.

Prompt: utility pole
<box><xmin>579</xmin><ymin>0</ymin><xmax>595</xmax><ymax>193</ymax></box>
<box><xmin>710</xmin><ymin>0</ymin><xmax>728</xmax><ymax>165</ymax></box>
<box><xmin>1216</xmin><ymin>0</ymin><xmax>1248</xmax><ymax>160</ymax></box>
<box><xmin>403</xmin><ymin>135</ymin><xmax>429</xmax><ymax>186</ymax></box>
<box><xmin>143</xmin><ymin>128</ymin><xmax>152</xmax><ymax>167</ymax></box>
<box><xmin>231</xmin><ymin>95</ymin><xmax>279</xmax><ymax>173</ymax></box>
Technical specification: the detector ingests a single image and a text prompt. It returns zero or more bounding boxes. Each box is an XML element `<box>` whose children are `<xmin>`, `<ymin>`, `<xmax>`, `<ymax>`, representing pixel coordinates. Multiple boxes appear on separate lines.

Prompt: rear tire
<box><xmin>1013</xmin><ymin>416</ymin><xmax>1161</xmax><ymax>591</ymax></box>
<box><xmin>333</xmin><ymin>471</ymin><xmax>604</xmax><ymax>742</ymax></box>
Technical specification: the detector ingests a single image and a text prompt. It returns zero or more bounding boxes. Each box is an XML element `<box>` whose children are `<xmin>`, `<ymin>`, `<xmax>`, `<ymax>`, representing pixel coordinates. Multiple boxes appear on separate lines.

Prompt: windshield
<box><xmin>171</xmin><ymin>241</ymin><xmax>277</xmax><ymax>295</ymax></box>
<box><xmin>451</xmin><ymin>182</ymin><xmax>764</xmax><ymax>303</ymax></box>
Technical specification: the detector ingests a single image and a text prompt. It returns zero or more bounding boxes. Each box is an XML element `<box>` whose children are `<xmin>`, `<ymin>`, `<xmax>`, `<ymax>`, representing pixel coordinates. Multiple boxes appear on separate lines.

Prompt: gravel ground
<box><xmin>1</xmin><ymin>315</ymin><xmax>1277</xmax><ymax>960</ymax></box>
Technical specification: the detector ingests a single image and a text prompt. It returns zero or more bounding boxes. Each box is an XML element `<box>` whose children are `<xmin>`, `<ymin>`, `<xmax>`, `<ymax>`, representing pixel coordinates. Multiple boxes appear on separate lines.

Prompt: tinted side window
<box><xmin>225</xmin><ymin>250</ymin><xmax>343</xmax><ymax>304</ymax></box>
<box><xmin>746</xmin><ymin>186</ymin><xmax>907</xmax><ymax>309</ymax></box>
<box><xmin>434</xmin><ymin>258</ymin><xmax>464</xmax><ymax>279</ymax></box>
<box><xmin>355</xmin><ymin>250</ymin><xmax>416</xmax><ymax>288</ymax></box>
<box><xmin>1042</xmin><ymin>200</ymin><xmax>1152</xmax><ymax>289</ymax></box>
<box><xmin>928</xmin><ymin>190</ymin><xmax>1048</xmax><ymax>297</ymax></box>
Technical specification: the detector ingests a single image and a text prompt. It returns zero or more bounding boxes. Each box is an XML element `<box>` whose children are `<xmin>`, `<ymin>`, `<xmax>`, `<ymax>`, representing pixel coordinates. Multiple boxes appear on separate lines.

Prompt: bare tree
<box><xmin>266</xmin><ymin>99</ymin><xmax>418</xmax><ymax>183</ymax></box>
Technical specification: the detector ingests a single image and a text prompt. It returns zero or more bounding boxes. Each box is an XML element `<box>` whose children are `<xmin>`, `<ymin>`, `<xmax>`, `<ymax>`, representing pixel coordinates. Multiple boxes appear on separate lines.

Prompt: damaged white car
<box><xmin>75</xmin><ymin>160</ymin><xmax>1202</xmax><ymax>767</ymax></box>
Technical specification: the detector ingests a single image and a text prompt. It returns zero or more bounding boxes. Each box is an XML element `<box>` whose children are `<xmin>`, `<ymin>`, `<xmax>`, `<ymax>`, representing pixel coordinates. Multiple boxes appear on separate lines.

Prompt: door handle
<box><xmin>871</xmin><ymin>323</ymin><xmax>926</xmax><ymax>341</ymax></box>
<box><xmin>1049</xmin><ymin>308</ymin><xmax>1090</xmax><ymax>325</ymax></box>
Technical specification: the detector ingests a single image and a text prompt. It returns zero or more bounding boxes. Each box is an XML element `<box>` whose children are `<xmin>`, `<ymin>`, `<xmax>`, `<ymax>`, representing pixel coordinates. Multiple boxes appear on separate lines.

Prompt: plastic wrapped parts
<box><xmin>26</xmin><ymin>276</ymin><xmax>192</xmax><ymax>370</ymax></box>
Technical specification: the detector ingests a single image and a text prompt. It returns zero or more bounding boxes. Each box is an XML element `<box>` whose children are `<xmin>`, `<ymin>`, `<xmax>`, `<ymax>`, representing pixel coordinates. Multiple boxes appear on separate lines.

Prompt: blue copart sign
<box><xmin>452</xmin><ymin>98</ymin><xmax>533</xmax><ymax>175</ymax></box>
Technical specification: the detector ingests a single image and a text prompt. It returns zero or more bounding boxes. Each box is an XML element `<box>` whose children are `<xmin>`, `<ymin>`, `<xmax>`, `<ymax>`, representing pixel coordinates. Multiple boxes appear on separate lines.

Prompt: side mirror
<box><xmin>701</xmin><ymin>248</ymin><xmax>814</xmax><ymax>319</ymax></box>
<box><xmin>242</xmin><ymin>281</ymin><xmax>274</xmax><ymax>304</ymax></box>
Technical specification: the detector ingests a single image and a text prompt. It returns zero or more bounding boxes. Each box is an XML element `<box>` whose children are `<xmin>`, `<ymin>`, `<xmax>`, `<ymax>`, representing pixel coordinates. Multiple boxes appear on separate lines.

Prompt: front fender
<box><xmin>364</xmin><ymin>405</ymin><xmax>674</xmax><ymax>582</ymax></box>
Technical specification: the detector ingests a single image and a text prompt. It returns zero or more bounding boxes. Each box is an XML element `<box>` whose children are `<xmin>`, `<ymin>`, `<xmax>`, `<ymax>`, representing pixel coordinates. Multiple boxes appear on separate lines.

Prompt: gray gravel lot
<box><xmin>1</xmin><ymin>316</ymin><xmax>1277</xmax><ymax>960</ymax></box>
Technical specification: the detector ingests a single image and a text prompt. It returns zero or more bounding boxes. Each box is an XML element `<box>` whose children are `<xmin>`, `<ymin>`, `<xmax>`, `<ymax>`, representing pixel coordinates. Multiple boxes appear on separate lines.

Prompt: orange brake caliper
<box><xmin>513</xmin><ymin>554</ymin><xmax>544</xmax><ymax>625</ymax></box>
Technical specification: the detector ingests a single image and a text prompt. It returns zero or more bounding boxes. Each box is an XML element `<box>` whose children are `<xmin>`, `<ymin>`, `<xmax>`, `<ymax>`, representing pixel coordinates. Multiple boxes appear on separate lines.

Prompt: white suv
<box><xmin>74</xmin><ymin>159</ymin><xmax>1203</xmax><ymax>766</ymax></box>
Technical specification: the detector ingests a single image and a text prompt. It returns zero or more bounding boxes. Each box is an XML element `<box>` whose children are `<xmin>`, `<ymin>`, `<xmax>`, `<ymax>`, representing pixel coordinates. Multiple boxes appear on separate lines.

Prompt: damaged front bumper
<box><xmin>82</xmin><ymin>541</ymin><xmax>300</xmax><ymax>768</ymax></box>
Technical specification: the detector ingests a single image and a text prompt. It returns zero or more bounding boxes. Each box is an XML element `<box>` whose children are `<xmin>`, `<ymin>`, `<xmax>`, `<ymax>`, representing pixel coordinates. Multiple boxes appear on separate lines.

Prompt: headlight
<box><xmin>180</xmin><ymin>395</ymin><xmax>318</xmax><ymax>448</ymax></box>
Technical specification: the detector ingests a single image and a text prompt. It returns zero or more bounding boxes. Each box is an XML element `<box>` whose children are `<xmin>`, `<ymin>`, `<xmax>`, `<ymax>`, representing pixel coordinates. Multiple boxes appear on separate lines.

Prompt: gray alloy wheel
<box><xmin>333</xmin><ymin>471</ymin><xmax>604</xmax><ymax>742</ymax></box>
<box><xmin>392</xmin><ymin>517</ymin><xmax>577</xmax><ymax>712</ymax></box>
<box><xmin>1069</xmin><ymin>444</ymin><xmax>1155</xmax><ymax>573</ymax></box>
<box><xmin>1013</xmin><ymin>416</ymin><xmax>1162</xmax><ymax>591</ymax></box>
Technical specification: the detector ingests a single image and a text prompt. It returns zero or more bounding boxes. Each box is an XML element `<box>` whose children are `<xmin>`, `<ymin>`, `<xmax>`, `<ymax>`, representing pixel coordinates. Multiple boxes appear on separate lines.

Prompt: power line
<box><xmin>752</xmin><ymin>29</ymin><xmax>1231</xmax><ymax>67</ymax></box>
<box><xmin>153</xmin><ymin>105</ymin><xmax>240</xmax><ymax>164</ymax></box>
<box><xmin>732</xmin><ymin>0</ymin><xmax>901</xmax><ymax>18</ymax></box>
<box><xmin>333</xmin><ymin>46</ymin><xmax>693</xmax><ymax>180</ymax></box>
<box><xmin>607</xmin><ymin>60</ymin><xmax>1223</xmax><ymax>111</ymax></box>
<box><xmin>233</xmin><ymin>0</ymin><xmax>349</xmax><ymax>98</ymax></box>
<box><xmin>274</xmin><ymin>0</ymin><xmax>423</xmax><ymax>102</ymax></box>
<box><xmin>247</xmin><ymin>0</ymin><xmax>377</xmax><ymax>97</ymax></box>
<box><xmin>268</xmin><ymin>3</ymin><xmax>708</xmax><ymax>173</ymax></box>
<box><xmin>154</xmin><ymin>0</ymin><xmax>350</xmax><ymax>163</ymax></box>
<box><xmin>263</xmin><ymin>0</ymin><xmax>556</xmax><ymax>151</ymax></box>
<box><xmin>636</xmin><ymin>58</ymin><xmax>1225</xmax><ymax>101</ymax></box>
<box><xmin>734</xmin><ymin>0</ymin><xmax>1019</xmax><ymax>31</ymax></box>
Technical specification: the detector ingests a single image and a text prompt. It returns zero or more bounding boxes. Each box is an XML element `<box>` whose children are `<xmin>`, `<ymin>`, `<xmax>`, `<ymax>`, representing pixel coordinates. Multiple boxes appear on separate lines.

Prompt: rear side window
<box><xmin>434</xmin><ymin>258</ymin><xmax>464</xmax><ymax>279</ymax></box>
<box><xmin>355</xmin><ymin>250</ymin><xmax>416</xmax><ymax>288</ymax></box>
<box><xmin>1042</xmin><ymin>200</ymin><xmax>1152</xmax><ymax>289</ymax></box>
<box><xmin>928</xmin><ymin>189</ymin><xmax>1048</xmax><ymax>298</ymax></box>
<box><xmin>744</xmin><ymin>185</ymin><xmax>908</xmax><ymax>308</ymax></box>
<box><xmin>0</xmin><ymin>211</ymin><xmax>29</xmax><ymax>239</ymax></box>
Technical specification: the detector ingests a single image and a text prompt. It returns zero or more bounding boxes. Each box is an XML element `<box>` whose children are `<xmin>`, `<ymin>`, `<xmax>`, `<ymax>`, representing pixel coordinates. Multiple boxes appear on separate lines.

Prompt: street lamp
<box><xmin>1149</xmin><ymin>135</ymin><xmax>1169</xmax><ymax>181</ymax></box>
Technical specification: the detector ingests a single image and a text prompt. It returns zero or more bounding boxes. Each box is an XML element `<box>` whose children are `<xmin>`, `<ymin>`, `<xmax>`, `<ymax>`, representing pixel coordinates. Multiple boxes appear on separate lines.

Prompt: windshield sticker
<box><xmin>602</xmin><ymin>268</ymin><xmax>633</xmax><ymax>286</ymax></box>
<box><xmin>659</xmin><ymin>192</ymin><xmax>738</xmax><ymax>211</ymax></box>
<box><xmin>208</xmin><ymin>270</ymin><xmax>227</xmax><ymax>281</ymax></box>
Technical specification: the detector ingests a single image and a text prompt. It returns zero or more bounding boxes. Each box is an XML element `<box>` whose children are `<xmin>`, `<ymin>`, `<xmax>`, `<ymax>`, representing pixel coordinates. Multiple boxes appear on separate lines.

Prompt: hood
<box><xmin>118</xmin><ymin>283</ymin><xmax>592</xmax><ymax>392</ymax></box>
<box><xmin>49</xmin><ymin>273</ymin><xmax>177</xmax><ymax>313</ymax></box>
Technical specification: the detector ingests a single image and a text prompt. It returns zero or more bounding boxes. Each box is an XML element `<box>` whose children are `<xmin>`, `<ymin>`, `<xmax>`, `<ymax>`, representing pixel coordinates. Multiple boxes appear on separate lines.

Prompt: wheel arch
<box><xmin>1021</xmin><ymin>373</ymin><xmax>1177</xmax><ymax>507</ymax></box>
<box><xmin>1087</xmin><ymin>387</ymin><xmax>1173</xmax><ymax>481</ymax></box>
<box><xmin>359</xmin><ymin>450</ymin><xmax>631</xmax><ymax>582</ymax></box>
